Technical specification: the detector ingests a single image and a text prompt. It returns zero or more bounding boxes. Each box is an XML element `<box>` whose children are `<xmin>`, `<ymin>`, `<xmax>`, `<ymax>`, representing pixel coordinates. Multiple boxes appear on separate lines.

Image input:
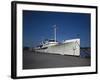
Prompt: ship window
<box><xmin>37</xmin><ymin>45</ymin><xmax>43</xmax><ymax>48</ymax></box>
<box><xmin>49</xmin><ymin>40</ymin><xmax>55</xmax><ymax>42</ymax></box>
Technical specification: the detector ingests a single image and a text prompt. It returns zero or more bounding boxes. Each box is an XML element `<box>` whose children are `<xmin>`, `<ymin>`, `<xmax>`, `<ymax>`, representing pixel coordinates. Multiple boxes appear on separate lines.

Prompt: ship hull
<box><xmin>35</xmin><ymin>39</ymin><xmax>80</xmax><ymax>56</ymax></box>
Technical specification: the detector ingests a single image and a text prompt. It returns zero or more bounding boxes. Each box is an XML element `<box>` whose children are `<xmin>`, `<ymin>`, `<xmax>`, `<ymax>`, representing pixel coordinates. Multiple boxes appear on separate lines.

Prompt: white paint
<box><xmin>36</xmin><ymin>39</ymin><xmax>80</xmax><ymax>56</ymax></box>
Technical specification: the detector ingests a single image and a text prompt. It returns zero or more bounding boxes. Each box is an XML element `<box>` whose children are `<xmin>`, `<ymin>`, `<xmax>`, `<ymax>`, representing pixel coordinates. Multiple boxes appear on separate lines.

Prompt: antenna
<box><xmin>53</xmin><ymin>25</ymin><xmax>57</xmax><ymax>42</ymax></box>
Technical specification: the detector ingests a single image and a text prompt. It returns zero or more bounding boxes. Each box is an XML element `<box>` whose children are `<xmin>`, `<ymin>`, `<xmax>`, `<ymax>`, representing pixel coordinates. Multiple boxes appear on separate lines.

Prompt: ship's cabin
<box><xmin>35</xmin><ymin>39</ymin><xmax>58</xmax><ymax>49</ymax></box>
<box><xmin>41</xmin><ymin>39</ymin><xmax>58</xmax><ymax>48</ymax></box>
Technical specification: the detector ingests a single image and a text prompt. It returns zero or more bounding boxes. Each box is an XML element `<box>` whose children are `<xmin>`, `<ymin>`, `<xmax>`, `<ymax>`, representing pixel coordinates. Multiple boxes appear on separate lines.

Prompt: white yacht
<box><xmin>34</xmin><ymin>25</ymin><xmax>80</xmax><ymax>56</ymax></box>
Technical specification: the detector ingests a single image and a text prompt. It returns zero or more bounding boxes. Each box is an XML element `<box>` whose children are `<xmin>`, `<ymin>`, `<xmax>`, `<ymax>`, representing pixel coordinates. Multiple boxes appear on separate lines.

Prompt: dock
<box><xmin>23</xmin><ymin>50</ymin><xmax>90</xmax><ymax>69</ymax></box>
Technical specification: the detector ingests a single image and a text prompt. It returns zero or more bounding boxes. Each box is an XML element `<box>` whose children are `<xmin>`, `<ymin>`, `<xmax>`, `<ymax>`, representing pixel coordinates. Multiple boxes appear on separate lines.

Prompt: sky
<box><xmin>23</xmin><ymin>10</ymin><xmax>91</xmax><ymax>48</ymax></box>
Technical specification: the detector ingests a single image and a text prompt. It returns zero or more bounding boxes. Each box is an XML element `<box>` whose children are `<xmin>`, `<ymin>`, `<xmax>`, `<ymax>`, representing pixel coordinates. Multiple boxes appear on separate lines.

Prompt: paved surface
<box><xmin>23</xmin><ymin>50</ymin><xmax>90</xmax><ymax>69</ymax></box>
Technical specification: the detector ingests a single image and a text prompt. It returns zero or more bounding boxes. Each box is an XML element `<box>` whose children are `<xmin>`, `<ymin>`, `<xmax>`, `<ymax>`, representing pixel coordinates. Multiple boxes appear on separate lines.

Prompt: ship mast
<box><xmin>53</xmin><ymin>25</ymin><xmax>57</xmax><ymax>42</ymax></box>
